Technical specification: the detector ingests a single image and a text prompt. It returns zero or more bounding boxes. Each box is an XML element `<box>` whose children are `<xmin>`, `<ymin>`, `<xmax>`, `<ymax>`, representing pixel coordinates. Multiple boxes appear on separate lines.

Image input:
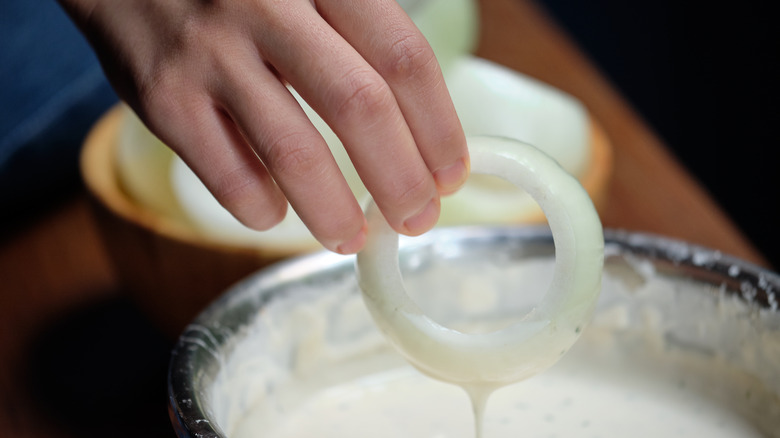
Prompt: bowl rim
<box><xmin>166</xmin><ymin>226</ymin><xmax>780</xmax><ymax>438</ymax></box>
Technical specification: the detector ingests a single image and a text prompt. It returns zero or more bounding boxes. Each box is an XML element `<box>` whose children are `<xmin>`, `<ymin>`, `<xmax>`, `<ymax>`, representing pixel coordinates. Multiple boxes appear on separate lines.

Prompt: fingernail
<box><xmin>434</xmin><ymin>158</ymin><xmax>469</xmax><ymax>195</ymax></box>
<box><xmin>335</xmin><ymin>225</ymin><xmax>367</xmax><ymax>255</ymax></box>
<box><xmin>403</xmin><ymin>198</ymin><xmax>440</xmax><ymax>235</ymax></box>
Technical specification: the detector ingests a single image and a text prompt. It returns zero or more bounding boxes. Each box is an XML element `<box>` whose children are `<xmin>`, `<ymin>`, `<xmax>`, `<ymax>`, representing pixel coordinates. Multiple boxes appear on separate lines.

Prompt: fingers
<box><xmin>317</xmin><ymin>0</ymin><xmax>470</xmax><ymax>196</ymax></box>
<box><xmin>109</xmin><ymin>0</ymin><xmax>469</xmax><ymax>254</ymax></box>
<box><xmin>255</xmin><ymin>0</ymin><xmax>467</xmax><ymax>236</ymax></box>
<box><xmin>211</xmin><ymin>45</ymin><xmax>367</xmax><ymax>253</ymax></box>
<box><xmin>140</xmin><ymin>87</ymin><xmax>290</xmax><ymax>233</ymax></box>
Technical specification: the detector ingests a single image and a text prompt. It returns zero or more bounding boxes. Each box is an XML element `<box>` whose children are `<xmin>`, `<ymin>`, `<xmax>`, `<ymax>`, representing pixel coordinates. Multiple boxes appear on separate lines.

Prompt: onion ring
<box><xmin>356</xmin><ymin>136</ymin><xmax>604</xmax><ymax>385</ymax></box>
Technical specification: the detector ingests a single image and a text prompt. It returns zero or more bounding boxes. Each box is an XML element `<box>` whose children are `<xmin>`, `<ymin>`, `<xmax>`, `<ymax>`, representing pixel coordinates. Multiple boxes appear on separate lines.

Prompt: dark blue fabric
<box><xmin>0</xmin><ymin>1</ymin><xmax>117</xmax><ymax>215</ymax></box>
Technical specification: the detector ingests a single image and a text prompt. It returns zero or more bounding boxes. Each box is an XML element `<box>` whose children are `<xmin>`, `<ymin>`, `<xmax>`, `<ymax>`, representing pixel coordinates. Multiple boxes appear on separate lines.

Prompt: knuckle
<box><xmin>262</xmin><ymin>131</ymin><xmax>323</xmax><ymax>180</ymax></box>
<box><xmin>333</xmin><ymin>70</ymin><xmax>392</xmax><ymax>120</ymax></box>
<box><xmin>135</xmin><ymin>73</ymin><xmax>203</xmax><ymax>143</ymax></box>
<box><xmin>391</xmin><ymin>169</ymin><xmax>433</xmax><ymax>210</ymax></box>
<box><xmin>212</xmin><ymin>166</ymin><xmax>286</xmax><ymax>229</ymax></box>
<box><xmin>211</xmin><ymin>166</ymin><xmax>261</xmax><ymax>207</ymax></box>
<box><xmin>137</xmin><ymin>70</ymin><xmax>177</xmax><ymax>113</ymax></box>
<box><xmin>382</xmin><ymin>32</ymin><xmax>438</xmax><ymax>81</ymax></box>
<box><xmin>177</xmin><ymin>13</ymin><xmax>201</xmax><ymax>49</ymax></box>
<box><xmin>134</xmin><ymin>20</ymin><xmax>219</xmax><ymax>120</ymax></box>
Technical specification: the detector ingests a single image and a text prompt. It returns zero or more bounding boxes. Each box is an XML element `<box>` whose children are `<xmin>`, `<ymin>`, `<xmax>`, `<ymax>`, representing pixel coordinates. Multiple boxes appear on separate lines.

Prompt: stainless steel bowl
<box><xmin>168</xmin><ymin>227</ymin><xmax>780</xmax><ymax>437</ymax></box>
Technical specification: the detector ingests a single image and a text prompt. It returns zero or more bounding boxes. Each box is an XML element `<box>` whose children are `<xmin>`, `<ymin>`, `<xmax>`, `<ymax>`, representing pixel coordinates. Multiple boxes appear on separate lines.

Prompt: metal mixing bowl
<box><xmin>168</xmin><ymin>227</ymin><xmax>780</xmax><ymax>437</ymax></box>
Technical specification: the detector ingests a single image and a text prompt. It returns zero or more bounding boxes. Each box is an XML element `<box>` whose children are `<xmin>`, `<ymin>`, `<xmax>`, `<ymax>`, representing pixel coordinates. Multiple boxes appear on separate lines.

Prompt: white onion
<box><xmin>439</xmin><ymin>57</ymin><xmax>590</xmax><ymax>225</ymax></box>
<box><xmin>356</xmin><ymin>136</ymin><xmax>604</xmax><ymax>386</ymax></box>
<box><xmin>115</xmin><ymin>105</ymin><xmax>186</xmax><ymax>222</ymax></box>
<box><xmin>402</xmin><ymin>0</ymin><xmax>479</xmax><ymax>72</ymax></box>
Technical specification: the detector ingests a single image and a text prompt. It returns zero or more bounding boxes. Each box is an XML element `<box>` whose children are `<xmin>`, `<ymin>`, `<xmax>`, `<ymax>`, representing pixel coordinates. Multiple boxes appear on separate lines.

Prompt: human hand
<box><xmin>59</xmin><ymin>0</ymin><xmax>469</xmax><ymax>254</ymax></box>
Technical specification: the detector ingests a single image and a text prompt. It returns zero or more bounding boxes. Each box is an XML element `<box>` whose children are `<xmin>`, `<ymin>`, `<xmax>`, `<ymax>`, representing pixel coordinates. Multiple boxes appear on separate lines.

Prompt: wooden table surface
<box><xmin>0</xmin><ymin>0</ymin><xmax>770</xmax><ymax>436</ymax></box>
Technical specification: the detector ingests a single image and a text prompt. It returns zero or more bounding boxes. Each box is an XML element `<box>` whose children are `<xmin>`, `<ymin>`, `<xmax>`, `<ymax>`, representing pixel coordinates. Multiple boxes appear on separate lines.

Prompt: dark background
<box><xmin>535</xmin><ymin>0</ymin><xmax>779</xmax><ymax>268</ymax></box>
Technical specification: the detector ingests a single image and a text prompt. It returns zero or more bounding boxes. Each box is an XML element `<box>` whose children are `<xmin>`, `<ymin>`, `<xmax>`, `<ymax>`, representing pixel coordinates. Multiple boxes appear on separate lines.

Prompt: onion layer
<box><xmin>356</xmin><ymin>136</ymin><xmax>604</xmax><ymax>385</ymax></box>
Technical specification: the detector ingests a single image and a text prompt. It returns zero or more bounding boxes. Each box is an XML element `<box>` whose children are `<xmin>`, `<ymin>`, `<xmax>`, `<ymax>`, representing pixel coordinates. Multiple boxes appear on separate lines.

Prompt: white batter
<box><xmin>230</xmin><ymin>324</ymin><xmax>779</xmax><ymax>438</ymax></box>
<box><xmin>213</xmin><ymin>251</ymin><xmax>780</xmax><ymax>438</ymax></box>
<box><xmin>210</xmin><ymin>136</ymin><xmax>779</xmax><ymax>437</ymax></box>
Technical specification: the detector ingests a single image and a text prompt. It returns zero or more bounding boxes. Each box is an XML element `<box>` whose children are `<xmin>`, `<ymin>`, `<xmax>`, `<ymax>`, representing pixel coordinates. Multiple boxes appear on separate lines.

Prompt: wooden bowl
<box><xmin>80</xmin><ymin>105</ymin><xmax>613</xmax><ymax>338</ymax></box>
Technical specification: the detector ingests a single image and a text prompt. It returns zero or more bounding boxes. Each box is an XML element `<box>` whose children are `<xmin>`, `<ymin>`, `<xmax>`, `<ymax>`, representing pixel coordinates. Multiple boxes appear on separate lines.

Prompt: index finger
<box><xmin>257</xmin><ymin>0</ymin><xmax>468</xmax><ymax>234</ymax></box>
<box><xmin>254</xmin><ymin>1</ymin><xmax>450</xmax><ymax>236</ymax></box>
<box><xmin>318</xmin><ymin>0</ymin><xmax>470</xmax><ymax>195</ymax></box>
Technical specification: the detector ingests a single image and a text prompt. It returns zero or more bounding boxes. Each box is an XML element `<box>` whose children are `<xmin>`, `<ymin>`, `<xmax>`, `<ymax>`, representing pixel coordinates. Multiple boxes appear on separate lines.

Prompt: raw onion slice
<box><xmin>439</xmin><ymin>57</ymin><xmax>590</xmax><ymax>226</ymax></box>
<box><xmin>356</xmin><ymin>136</ymin><xmax>604</xmax><ymax>386</ymax></box>
<box><xmin>403</xmin><ymin>0</ymin><xmax>479</xmax><ymax>72</ymax></box>
<box><xmin>116</xmin><ymin>105</ymin><xmax>185</xmax><ymax>222</ymax></box>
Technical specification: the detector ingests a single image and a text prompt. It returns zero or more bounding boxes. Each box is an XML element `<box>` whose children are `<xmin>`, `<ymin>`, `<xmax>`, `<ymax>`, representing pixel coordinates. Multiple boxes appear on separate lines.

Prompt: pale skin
<box><xmin>58</xmin><ymin>0</ymin><xmax>470</xmax><ymax>254</ymax></box>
